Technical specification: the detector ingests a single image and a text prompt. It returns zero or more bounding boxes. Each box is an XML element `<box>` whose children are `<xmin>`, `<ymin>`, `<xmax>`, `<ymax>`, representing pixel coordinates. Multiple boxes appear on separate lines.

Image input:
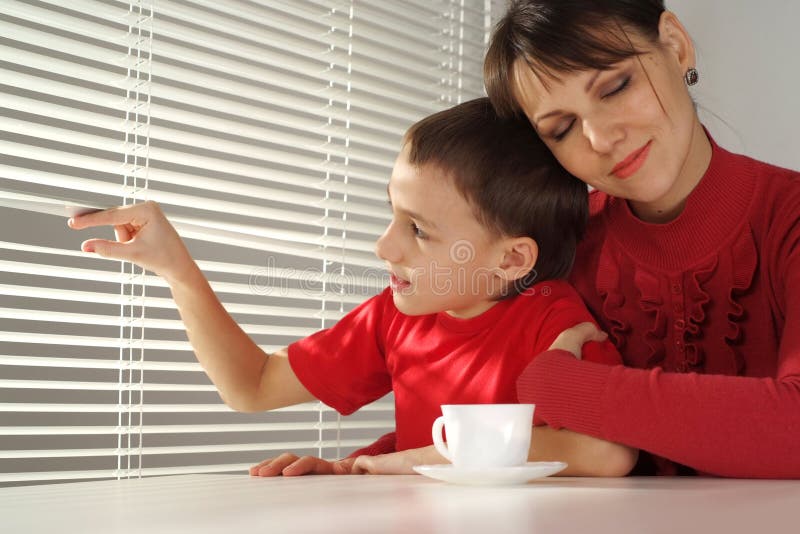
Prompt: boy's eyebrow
<box><xmin>386</xmin><ymin>184</ymin><xmax>438</xmax><ymax>229</ymax></box>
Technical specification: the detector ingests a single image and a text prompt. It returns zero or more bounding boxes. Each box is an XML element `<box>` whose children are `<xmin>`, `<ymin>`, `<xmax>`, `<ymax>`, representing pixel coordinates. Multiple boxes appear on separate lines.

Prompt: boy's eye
<box><xmin>410</xmin><ymin>222</ymin><xmax>427</xmax><ymax>239</ymax></box>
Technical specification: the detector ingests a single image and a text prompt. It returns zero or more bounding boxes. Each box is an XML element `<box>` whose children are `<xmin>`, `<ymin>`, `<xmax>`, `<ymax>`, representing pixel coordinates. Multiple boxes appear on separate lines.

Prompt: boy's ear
<box><xmin>498</xmin><ymin>237</ymin><xmax>538</xmax><ymax>282</ymax></box>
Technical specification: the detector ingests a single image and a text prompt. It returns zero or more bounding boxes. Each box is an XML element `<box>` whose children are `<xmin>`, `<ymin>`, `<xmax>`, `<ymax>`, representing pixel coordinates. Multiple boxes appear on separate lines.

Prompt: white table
<box><xmin>1</xmin><ymin>474</ymin><xmax>798</xmax><ymax>534</ymax></box>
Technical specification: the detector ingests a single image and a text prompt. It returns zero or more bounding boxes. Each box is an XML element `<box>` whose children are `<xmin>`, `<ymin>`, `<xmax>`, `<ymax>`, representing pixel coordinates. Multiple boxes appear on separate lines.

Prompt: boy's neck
<box><xmin>443</xmin><ymin>299</ymin><xmax>499</xmax><ymax>320</ymax></box>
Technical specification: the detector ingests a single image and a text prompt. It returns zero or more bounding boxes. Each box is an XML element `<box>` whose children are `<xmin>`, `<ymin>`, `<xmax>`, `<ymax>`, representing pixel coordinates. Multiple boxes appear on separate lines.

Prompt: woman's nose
<box><xmin>582</xmin><ymin>116</ymin><xmax>625</xmax><ymax>155</ymax></box>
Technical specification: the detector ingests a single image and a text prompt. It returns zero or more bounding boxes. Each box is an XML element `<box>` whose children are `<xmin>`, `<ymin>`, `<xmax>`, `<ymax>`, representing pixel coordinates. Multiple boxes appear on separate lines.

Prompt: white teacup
<box><xmin>432</xmin><ymin>404</ymin><xmax>534</xmax><ymax>469</ymax></box>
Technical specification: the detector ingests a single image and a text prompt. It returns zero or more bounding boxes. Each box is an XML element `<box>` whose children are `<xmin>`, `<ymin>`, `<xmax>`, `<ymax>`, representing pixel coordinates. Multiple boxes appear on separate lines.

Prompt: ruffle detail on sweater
<box><xmin>681</xmin><ymin>228</ymin><xmax>756</xmax><ymax>374</ymax></box>
<box><xmin>595</xmin><ymin>241</ymin><xmax>630</xmax><ymax>351</ymax></box>
<box><xmin>725</xmin><ymin>227</ymin><xmax>758</xmax><ymax>374</ymax></box>
<box><xmin>683</xmin><ymin>256</ymin><xmax>717</xmax><ymax>369</ymax></box>
<box><xmin>634</xmin><ymin>268</ymin><xmax>667</xmax><ymax>368</ymax></box>
<box><xmin>594</xmin><ymin>225</ymin><xmax>758</xmax><ymax>374</ymax></box>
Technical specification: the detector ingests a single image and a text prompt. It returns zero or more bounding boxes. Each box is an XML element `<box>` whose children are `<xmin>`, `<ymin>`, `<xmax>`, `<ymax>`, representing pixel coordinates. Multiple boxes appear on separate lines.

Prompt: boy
<box><xmin>70</xmin><ymin>98</ymin><xmax>635</xmax><ymax>478</ymax></box>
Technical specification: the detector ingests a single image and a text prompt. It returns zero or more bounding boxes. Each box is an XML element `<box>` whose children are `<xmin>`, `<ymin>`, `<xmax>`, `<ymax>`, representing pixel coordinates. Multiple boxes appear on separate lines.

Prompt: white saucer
<box><xmin>412</xmin><ymin>461</ymin><xmax>567</xmax><ymax>486</ymax></box>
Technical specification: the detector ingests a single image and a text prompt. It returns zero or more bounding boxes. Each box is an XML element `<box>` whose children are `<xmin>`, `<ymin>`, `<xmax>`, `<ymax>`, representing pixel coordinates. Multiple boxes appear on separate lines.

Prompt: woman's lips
<box><xmin>611</xmin><ymin>141</ymin><xmax>652</xmax><ymax>179</ymax></box>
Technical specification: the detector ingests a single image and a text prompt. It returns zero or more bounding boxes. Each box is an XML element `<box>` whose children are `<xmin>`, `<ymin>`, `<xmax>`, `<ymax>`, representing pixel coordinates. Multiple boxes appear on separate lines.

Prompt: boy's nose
<box><xmin>375</xmin><ymin>224</ymin><xmax>402</xmax><ymax>263</ymax></box>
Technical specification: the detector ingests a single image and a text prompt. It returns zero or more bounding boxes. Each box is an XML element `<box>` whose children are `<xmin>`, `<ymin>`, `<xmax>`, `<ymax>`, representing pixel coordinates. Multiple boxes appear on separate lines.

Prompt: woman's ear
<box><xmin>657</xmin><ymin>11</ymin><xmax>696</xmax><ymax>73</ymax></box>
<box><xmin>498</xmin><ymin>237</ymin><xmax>538</xmax><ymax>282</ymax></box>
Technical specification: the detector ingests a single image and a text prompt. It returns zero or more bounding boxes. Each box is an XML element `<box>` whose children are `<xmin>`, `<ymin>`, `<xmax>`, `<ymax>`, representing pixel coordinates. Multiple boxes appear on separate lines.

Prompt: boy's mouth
<box><xmin>390</xmin><ymin>273</ymin><xmax>411</xmax><ymax>291</ymax></box>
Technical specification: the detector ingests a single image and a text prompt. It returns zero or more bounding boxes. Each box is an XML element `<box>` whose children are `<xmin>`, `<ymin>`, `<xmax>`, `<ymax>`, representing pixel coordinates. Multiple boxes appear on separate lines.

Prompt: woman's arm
<box><xmin>518</xmin><ymin>209</ymin><xmax>800</xmax><ymax>478</ymax></box>
<box><xmin>519</xmin><ymin>352</ymin><xmax>800</xmax><ymax>478</ymax></box>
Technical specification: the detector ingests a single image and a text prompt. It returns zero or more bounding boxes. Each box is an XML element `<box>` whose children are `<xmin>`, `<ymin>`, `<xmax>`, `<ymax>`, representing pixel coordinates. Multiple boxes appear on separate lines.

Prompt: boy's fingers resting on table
<box><xmin>249</xmin><ymin>452</ymin><xmax>301</xmax><ymax>477</ymax></box>
<box><xmin>249</xmin><ymin>452</ymin><xmax>355</xmax><ymax>477</ymax></box>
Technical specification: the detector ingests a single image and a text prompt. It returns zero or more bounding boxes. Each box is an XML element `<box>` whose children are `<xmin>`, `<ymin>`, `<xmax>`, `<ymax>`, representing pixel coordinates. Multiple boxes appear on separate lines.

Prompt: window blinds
<box><xmin>0</xmin><ymin>0</ymin><xmax>492</xmax><ymax>485</ymax></box>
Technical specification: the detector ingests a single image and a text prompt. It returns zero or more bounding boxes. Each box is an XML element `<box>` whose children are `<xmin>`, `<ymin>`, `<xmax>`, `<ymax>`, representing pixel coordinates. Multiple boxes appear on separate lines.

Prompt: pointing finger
<box><xmin>68</xmin><ymin>201</ymin><xmax>160</xmax><ymax>230</ymax></box>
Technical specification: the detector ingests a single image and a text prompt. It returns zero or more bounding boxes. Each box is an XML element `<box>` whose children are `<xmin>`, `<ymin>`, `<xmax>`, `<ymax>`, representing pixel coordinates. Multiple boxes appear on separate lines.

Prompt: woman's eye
<box><xmin>603</xmin><ymin>76</ymin><xmax>630</xmax><ymax>98</ymax></box>
<box><xmin>552</xmin><ymin>120</ymin><xmax>575</xmax><ymax>142</ymax></box>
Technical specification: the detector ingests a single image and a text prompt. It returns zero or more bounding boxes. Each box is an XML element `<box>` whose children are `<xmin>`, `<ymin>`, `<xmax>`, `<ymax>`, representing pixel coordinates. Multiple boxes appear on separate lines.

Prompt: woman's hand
<box><xmin>68</xmin><ymin>201</ymin><xmax>195</xmax><ymax>285</ymax></box>
<box><xmin>249</xmin><ymin>453</ymin><xmax>357</xmax><ymax>477</ymax></box>
<box><xmin>548</xmin><ymin>322</ymin><xmax>608</xmax><ymax>359</ymax></box>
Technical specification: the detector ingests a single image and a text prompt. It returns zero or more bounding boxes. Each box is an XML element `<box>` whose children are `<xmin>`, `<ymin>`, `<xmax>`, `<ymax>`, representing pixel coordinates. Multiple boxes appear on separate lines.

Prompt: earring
<box><xmin>684</xmin><ymin>67</ymin><xmax>699</xmax><ymax>86</ymax></box>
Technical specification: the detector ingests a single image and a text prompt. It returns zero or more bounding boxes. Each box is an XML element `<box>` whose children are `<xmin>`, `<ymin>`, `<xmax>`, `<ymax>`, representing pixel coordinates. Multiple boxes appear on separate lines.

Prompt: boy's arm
<box><xmin>69</xmin><ymin>202</ymin><xmax>315</xmax><ymax>412</ymax></box>
<box><xmin>526</xmin><ymin>426</ymin><xmax>637</xmax><ymax>476</ymax></box>
<box><xmin>169</xmin><ymin>264</ymin><xmax>315</xmax><ymax>412</ymax></box>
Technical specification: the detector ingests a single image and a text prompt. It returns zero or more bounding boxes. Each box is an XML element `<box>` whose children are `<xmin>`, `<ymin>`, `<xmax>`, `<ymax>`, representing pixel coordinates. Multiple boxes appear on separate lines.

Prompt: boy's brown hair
<box><xmin>403</xmin><ymin>97</ymin><xmax>587</xmax><ymax>296</ymax></box>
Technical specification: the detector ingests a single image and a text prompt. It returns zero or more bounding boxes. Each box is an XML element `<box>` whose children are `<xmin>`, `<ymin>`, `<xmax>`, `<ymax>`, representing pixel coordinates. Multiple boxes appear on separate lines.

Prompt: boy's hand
<box><xmin>249</xmin><ymin>446</ymin><xmax>446</xmax><ymax>477</ymax></box>
<box><xmin>548</xmin><ymin>322</ymin><xmax>608</xmax><ymax>359</ymax></box>
<box><xmin>351</xmin><ymin>445</ymin><xmax>445</xmax><ymax>475</ymax></box>
<box><xmin>68</xmin><ymin>201</ymin><xmax>196</xmax><ymax>285</ymax></box>
<box><xmin>249</xmin><ymin>453</ymin><xmax>356</xmax><ymax>477</ymax></box>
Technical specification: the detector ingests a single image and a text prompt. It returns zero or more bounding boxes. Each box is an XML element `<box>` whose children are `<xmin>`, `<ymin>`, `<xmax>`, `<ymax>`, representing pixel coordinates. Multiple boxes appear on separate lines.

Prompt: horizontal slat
<box><xmin>0</xmin><ymin>402</ymin><xmax>393</xmax><ymax>414</ymax></box>
<box><xmin>0</xmin><ymin>403</ymin><xmax>230</xmax><ymax>413</ymax></box>
<box><xmin>0</xmin><ymin>115</ymin><xmax>394</xmax><ymax>190</ymax></box>
<box><xmin>0</xmin><ymin>259</ymin><xmax>374</xmax><ymax>305</ymax></box>
<box><xmin>0</xmin><ymin>438</ymin><xmax>380</xmax><ymax>459</ymax></box>
<box><xmin>0</xmin><ymin>332</ymin><xmax>230</xmax><ymax>352</ymax></box>
<box><xmin>0</xmin><ymin>66</ymin><xmax>407</xmax><ymax>148</ymax></box>
<box><xmin>0</xmin><ymin>39</ymin><xmax>429</xmax><ymax>127</ymax></box>
<box><xmin>0</xmin><ymin>148</ymin><xmax>390</xmax><ymax>203</ymax></box>
<box><xmin>319</xmin><ymin>0</ymin><xmax>449</xmax><ymax>46</ymax></box>
<box><xmin>0</xmin><ymin>78</ymin><xmax>398</xmax><ymax>195</ymax></box>
<box><xmin>186</xmin><ymin>0</ymin><xmax>477</xmax><ymax>72</ymax></box>
<box><xmin>151</xmin><ymin>0</ymin><xmax>464</xmax><ymax>91</ymax></box>
<box><xmin>1</xmin><ymin>3</ymin><xmax>333</xmax><ymax>79</ymax></box>
<box><xmin>0</xmin><ymin>143</ymin><xmax>390</xmax><ymax>237</ymax></box>
<box><xmin>0</xmin><ymin>2</ymin><xmax>130</xmax><ymax>50</ymax></box>
<box><xmin>0</xmin><ymin>379</ymin><xmax>217</xmax><ymax>391</ymax></box>
<box><xmin>0</xmin><ymin>332</ymin><xmax>292</xmax><ymax>354</ymax></box>
<box><xmin>0</xmin><ymin>254</ymin><xmax>377</xmax><ymax>304</ymax></box>
<box><xmin>0</xmin><ymin>354</ymin><xmax>203</xmax><ymax>372</ymax></box>
<box><xmin>1</xmin><ymin>420</ymin><xmax>394</xmax><ymax>435</ymax></box>
<box><xmin>0</xmin><ymin>308</ymin><xmax>319</xmax><ymax>338</ymax></box>
<box><xmin>0</xmin><ymin>240</ymin><xmax>387</xmax><ymax>290</ymax></box>
<box><xmin>0</xmin><ymin>283</ymin><xmax>348</xmax><ymax>322</ymax></box>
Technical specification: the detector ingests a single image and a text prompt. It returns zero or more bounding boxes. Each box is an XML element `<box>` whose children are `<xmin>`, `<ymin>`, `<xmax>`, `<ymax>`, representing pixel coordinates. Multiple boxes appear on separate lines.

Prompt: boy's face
<box><xmin>376</xmin><ymin>145</ymin><xmax>509</xmax><ymax>318</ymax></box>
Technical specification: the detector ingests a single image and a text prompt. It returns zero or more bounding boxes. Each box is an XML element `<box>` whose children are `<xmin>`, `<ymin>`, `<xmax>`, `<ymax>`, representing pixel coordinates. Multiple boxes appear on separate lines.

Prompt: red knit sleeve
<box><xmin>517</xmin><ymin>185</ymin><xmax>800</xmax><ymax>479</ymax></box>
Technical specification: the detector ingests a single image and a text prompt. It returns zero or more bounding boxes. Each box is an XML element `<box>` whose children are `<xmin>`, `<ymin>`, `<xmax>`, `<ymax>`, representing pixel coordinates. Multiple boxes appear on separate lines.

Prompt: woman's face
<box><xmin>511</xmin><ymin>13</ymin><xmax>710</xmax><ymax>220</ymax></box>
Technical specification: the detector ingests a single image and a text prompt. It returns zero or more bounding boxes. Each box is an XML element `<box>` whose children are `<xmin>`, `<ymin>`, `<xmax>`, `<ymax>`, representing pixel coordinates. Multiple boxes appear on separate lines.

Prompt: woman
<box><xmin>314</xmin><ymin>0</ymin><xmax>799</xmax><ymax>479</ymax></box>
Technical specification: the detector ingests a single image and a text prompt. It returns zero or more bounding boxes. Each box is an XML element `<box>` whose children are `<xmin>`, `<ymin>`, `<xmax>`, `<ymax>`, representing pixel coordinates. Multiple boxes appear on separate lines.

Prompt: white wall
<box><xmin>668</xmin><ymin>0</ymin><xmax>800</xmax><ymax>170</ymax></box>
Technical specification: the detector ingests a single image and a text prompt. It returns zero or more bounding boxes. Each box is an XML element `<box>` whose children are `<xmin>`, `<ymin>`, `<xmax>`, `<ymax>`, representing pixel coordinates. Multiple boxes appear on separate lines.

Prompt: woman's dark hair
<box><xmin>485</xmin><ymin>0</ymin><xmax>666</xmax><ymax>117</ymax></box>
<box><xmin>404</xmin><ymin>97</ymin><xmax>587</xmax><ymax>296</ymax></box>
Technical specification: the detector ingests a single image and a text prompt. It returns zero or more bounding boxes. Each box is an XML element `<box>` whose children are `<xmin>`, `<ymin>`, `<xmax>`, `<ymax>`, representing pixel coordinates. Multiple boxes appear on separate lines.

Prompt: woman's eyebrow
<box><xmin>534</xmin><ymin>70</ymin><xmax>605</xmax><ymax>124</ymax></box>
